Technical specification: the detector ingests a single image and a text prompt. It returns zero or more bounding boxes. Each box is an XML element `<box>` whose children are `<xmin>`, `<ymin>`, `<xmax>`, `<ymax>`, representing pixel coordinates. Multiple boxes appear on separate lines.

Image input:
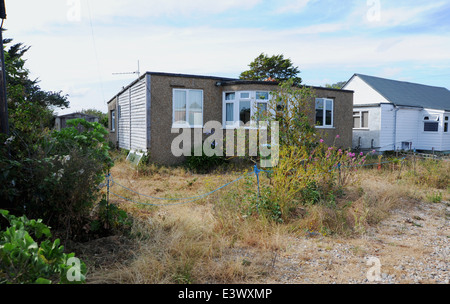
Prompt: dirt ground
<box><xmin>262</xmin><ymin>199</ymin><xmax>449</xmax><ymax>284</ymax></box>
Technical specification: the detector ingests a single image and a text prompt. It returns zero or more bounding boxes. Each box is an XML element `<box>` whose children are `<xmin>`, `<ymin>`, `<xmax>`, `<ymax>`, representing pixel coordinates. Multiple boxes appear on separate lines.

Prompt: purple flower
<box><xmin>336</xmin><ymin>135</ymin><xmax>340</xmax><ymax>139</ymax></box>
<box><xmin>319</xmin><ymin>139</ymin><xmax>324</xmax><ymax>143</ymax></box>
<box><xmin>360</xmin><ymin>152</ymin><xmax>364</xmax><ymax>156</ymax></box>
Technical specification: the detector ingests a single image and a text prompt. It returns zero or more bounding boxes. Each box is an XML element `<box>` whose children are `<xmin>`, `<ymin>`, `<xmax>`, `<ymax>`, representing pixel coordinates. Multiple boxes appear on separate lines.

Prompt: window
<box><xmin>173</xmin><ymin>89</ymin><xmax>203</xmax><ymax>127</ymax></box>
<box><xmin>223</xmin><ymin>91</ymin><xmax>270</xmax><ymax>128</ymax></box>
<box><xmin>353</xmin><ymin>111</ymin><xmax>369</xmax><ymax>128</ymax></box>
<box><xmin>444</xmin><ymin>116</ymin><xmax>449</xmax><ymax>133</ymax></box>
<box><xmin>110</xmin><ymin>110</ymin><xmax>116</xmax><ymax>132</ymax></box>
<box><xmin>315</xmin><ymin>98</ymin><xmax>333</xmax><ymax>127</ymax></box>
<box><xmin>423</xmin><ymin>116</ymin><xmax>438</xmax><ymax>132</ymax></box>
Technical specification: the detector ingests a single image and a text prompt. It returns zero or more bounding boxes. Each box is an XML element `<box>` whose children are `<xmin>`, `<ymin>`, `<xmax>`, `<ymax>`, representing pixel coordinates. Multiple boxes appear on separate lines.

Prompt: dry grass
<box><xmin>88</xmin><ymin>155</ymin><xmax>449</xmax><ymax>284</ymax></box>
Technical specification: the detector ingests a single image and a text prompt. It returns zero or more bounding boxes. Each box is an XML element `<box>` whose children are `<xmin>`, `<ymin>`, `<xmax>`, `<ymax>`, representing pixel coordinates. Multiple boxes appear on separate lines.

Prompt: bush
<box><xmin>184</xmin><ymin>146</ymin><xmax>227</xmax><ymax>173</ymax></box>
<box><xmin>0</xmin><ymin>119</ymin><xmax>113</xmax><ymax>239</ymax></box>
<box><xmin>0</xmin><ymin>210</ymin><xmax>87</xmax><ymax>284</ymax></box>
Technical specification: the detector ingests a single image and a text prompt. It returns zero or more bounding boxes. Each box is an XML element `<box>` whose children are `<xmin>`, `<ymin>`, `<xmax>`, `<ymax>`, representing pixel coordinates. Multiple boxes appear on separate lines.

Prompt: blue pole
<box><xmin>254</xmin><ymin>164</ymin><xmax>261</xmax><ymax>199</ymax></box>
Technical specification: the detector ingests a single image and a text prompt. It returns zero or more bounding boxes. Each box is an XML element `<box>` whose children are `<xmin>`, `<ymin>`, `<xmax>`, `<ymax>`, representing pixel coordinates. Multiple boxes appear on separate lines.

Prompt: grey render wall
<box><xmin>149</xmin><ymin>74</ymin><xmax>224</xmax><ymax>165</ymax></box>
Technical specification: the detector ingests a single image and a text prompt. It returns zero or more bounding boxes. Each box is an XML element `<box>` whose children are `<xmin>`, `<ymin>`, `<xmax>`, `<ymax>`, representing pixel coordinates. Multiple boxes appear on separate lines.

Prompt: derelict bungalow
<box><xmin>107</xmin><ymin>72</ymin><xmax>354</xmax><ymax>165</ymax></box>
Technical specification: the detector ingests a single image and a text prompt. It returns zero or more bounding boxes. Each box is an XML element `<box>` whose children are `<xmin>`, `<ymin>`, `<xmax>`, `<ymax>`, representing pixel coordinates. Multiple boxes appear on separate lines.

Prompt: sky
<box><xmin>4</xmin><ymin>0</ymin><xmax>450</xmax><ymax>115</ymax></box>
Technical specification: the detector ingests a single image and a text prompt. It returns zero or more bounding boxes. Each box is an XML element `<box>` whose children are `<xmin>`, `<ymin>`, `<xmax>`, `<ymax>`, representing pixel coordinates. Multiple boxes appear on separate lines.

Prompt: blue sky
<box><xmin>5</xmin><ymin>0</ymin><xmax>450</xmax><ymax>114</ymax></box>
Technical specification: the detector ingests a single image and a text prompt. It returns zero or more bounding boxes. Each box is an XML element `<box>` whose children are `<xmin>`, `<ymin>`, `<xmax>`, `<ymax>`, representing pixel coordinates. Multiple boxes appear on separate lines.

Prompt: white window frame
<box><xmin>353</xmin><ymin>110</ymin><xmax>369</xmax><ymax>129</ymax></box>
<box><xmin>172</xmin><ymin>89</ymin><xmax>204</xmax><ymax>128</ymax></box>
<box><xmin>423</xmin><ymin>115</ymin><xmax>439</xmax><ymax>133</ymax></box>
<box><xmin>222</xmin><ymin>91</ymin><xmax>270</xmax><ymax>129</ymax></box>
<box><xmin>315</xmin><ymin>98</ymin><xmax>334</xmax><ymax>128</ymax></box>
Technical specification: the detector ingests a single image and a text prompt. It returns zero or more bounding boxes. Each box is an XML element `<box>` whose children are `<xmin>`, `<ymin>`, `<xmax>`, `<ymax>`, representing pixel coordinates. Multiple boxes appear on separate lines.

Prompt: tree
<box><xmin>324</xmin><ymin>81</ymin><xmax>347</xmax><ymax>89</ymax></box>
<box><xmin>240</xmin><ymin>53</ymin><xmax>302</xmax><ymax>85</ymax></box>
<box><xmin>81</xmin><ymin>108</ymin><xmax>108</xmax><ymax>128</ymax></box>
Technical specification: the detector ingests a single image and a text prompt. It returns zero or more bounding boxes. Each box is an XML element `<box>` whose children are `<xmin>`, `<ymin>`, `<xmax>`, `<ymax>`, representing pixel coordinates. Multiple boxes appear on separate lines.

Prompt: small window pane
<box><xmin>256</xmin><ymin>92</ymin><xmax>269</xmax><ymax>100</ymax></box>
<box><xmin>424</xmin><ymin>122</ymin><xmax>438</xmax><ymax>132</ymax></box>
<box><xmin>225</xmin><ymin>92</ymin><xmax>235</xmax><ymax>100</ymax></box>
<box><xmin>240</xmin><ymin>92</ymin><xmax>250</xmax><ymax>99</ymax></box>
<box><xmin>444</xmin><ymin>122</ymin><xmax>448</xmax><ymax>133</ymax></box>
<box><xmin>239</xmin><ymin>100</ymin><xmax>251</xmax><ymax>125</ymax></box>
<box><xmin>325</xmin><ymin>99</ymin><xmax>333</xmax><ymax>126</ymax></box>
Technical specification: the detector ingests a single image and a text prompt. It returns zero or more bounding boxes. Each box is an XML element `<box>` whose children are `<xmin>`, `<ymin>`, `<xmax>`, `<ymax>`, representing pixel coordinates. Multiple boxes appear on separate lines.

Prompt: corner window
<box><xmin>173</xmin><ymin>89</ymin><xmax>203</xmax><ymax>128</ymax></box>
<box><xmin>223</xmin><ymin>91</ymin><xmax>270</xmax><ymax>128</ymax></box>
<box><xmin>110</xmin><ymin>110</ymin><xmax>116</xmax><ymax>132</ymax></box>
<box><xmin>315</xmin><ymin>98</ymin><xmax>333</xmax><ymax>128</ymax></box>
<box><xmin>353</xmin><ymin>111</ymin><xmax>369</xmax><ymax>128</ymax></box>
<box><xmin>444</xmin><ymin>116</ymin><xmax>448</xmax><ymax>133</ymax></box>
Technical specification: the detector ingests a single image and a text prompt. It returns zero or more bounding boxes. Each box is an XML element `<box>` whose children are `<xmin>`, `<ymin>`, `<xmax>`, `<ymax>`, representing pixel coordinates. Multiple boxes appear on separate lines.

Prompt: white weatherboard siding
<box><xmin>343</xmin><ymin>76</ymin><xmax>388</xmax><ymax>105</ymax></box>
<box><xmin>118</xmin><ymin>90</ymin><xmax>130</xmax><ymax>150</ymax></box>
<box><xmin>352</xmin><ymin>106</ymin><xmax>381</xmax><ymax>150</ymax></box>
<box><xmin>129</xmin><ymin>78</ymin><xmax>147</xmax><ymax>152</ymax></box>
<box><xmin>117</xmin><ymin>77</ymin><xmax>148</xmax><ymax>152</ymax></box>
<box><xmin>379</xmin><ymin>103</ymin><xmax>395</xmax><ymax>151</ymax></box>
<box><xmin>395</xmin><ymin>108</ymin><xmax>420</xmax><ymax>150</ymax></box>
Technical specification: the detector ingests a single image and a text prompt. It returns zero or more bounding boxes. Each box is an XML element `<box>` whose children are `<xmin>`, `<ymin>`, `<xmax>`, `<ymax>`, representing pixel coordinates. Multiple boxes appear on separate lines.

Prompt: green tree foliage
<box><xmin>81</xmin><ymin>108</ymin><xmax>108</xmax><ymax>128</ymax></box>
<box><xmin>0</xmin><ymin>38</ymin><xmax>112</xmax><ymax>239</ymax></box>
<box><xmin>324</xmin><ymin>81</ymin><xmax>347</xmax><ymax>89</ymax></box>
<box><xmin>240</xmin><ymin>53</ymin><xmax>302</xmax><ymax>85</ymax></box>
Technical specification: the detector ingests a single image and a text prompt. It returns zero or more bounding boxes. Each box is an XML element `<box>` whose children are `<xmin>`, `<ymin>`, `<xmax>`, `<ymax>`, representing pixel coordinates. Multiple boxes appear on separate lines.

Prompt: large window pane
<box><xmin>188</xmin><ymin>90</ymin><xmax>202</xmax><ymax>126</ymax></box>
<box><xmin>174</xmin><ymin>90</ymin><xmax>186</xmax><ymax>122</ymax></box>
<box><xmin>257</xmin><ymin>102</ymin><xmax>267</xmax><ymax>120</ymax></box>
<box><xmin>315</xmin><ymin>99</ymin><xmax>324</xmax><ymax>126</ymax></box>
<box><xmin>353</xmin><ymin>116</ymin><xmax>361</xmax><ymax>128</ymax></box>
<box><xmin>226</xmin><ymin>103</ymin><xmax>234</xmax><ymax>125</ymax></box>
<box><xmin>240</xmin><ymin>100</ymin><xmax>251</xmax><ymax>125</ymax></box>
<box><xmin>362</xmin><ymin>111</ymin><xmax>369</xmax><ymax>128</ymax></box>
<box><xmin>325</xmin><ymin>99</ymin><xmax>333</xmax><ymax>126</ymax></box>
<box><xmin>424</xmin><ymin>122</ymin><xmax>438</xmax><ymax>132</ymax></box>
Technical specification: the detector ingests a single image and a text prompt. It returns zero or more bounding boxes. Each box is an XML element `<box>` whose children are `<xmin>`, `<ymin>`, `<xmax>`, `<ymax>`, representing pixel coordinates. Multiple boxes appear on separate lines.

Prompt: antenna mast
<box><xmin>113</xmin><ymin>60</ymin><xmax>140</xmax><ymax>78</ymax></box>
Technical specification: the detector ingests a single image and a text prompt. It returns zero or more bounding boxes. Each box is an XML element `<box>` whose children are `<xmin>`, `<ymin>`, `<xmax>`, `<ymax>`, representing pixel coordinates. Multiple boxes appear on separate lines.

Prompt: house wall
<box><xmin>313</xmin><ymin>87</ymin><xmax>353</xmax><ymax>149</ymax></box>
<box><xmin>149</xmin><ymin>74</ymin><xmax>223</xmax><ymax>165</ymax></box>
<box><xmin>117</xmin><ymin>77</ymin><xmax>148</xmax><ymax>152</ymax></box>
<box><xmin>352</xmin><ymin>106</ymin><xmax>381</xmax><ymax>150</ymax></box>
<box><xmin>343</xmin><ymin>75</ymin><xmax>388</xmax><ymax>105</ymax></box>
<box><xmin>417</xmin><ymin>109</ymin><xmax>446</xmax><ymax>151</ymax></box>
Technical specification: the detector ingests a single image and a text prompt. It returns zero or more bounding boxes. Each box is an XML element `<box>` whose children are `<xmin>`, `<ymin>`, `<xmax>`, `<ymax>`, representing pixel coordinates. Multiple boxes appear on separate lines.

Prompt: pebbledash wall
<box><xmin>108</xmin><ymin>72</ymin><xmax>354</xmax><ymax>165</ymax></box>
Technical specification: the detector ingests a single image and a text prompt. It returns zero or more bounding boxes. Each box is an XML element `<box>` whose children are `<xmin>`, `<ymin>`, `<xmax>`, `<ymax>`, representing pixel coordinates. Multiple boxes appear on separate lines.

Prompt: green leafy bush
<box><xmin>0</xmin><ymin>210</ymin><xmax>86</xmax><ymax>284</ymax></box>
<box><xmin>184</xmin><ymin>146</ymin><xmax>227</xmax><ymax>173</ymax></box>
<box><xmin>0</xmin><ymin>119</ymin><xmax>113</xmax><ymax>239</ymax></box>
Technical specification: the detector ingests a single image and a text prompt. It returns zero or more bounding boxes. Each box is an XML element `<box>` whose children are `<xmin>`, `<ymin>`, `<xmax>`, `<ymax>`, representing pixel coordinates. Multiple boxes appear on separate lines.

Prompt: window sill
<box><xmin>172</xmin><ymin>125</ymin><xmax>204</xmax><ymax>129</ymax></box>
<box><xmin>353</xmin><ymin>128</ymin><xmax>370</xmax><ymax>130</ymax></box>
<box><xmin>315</xmin><ymin>126</ymin><xmax>335</xmax><ymax>129</ymax></box>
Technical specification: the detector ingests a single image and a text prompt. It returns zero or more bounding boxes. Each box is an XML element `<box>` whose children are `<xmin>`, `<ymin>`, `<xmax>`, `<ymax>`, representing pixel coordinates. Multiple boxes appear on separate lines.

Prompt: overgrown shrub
<box><xmin>184</xmin><ymin>146</ymin><xmax>227</xmax><ymax>173</ymax></box>
<box><xmin>0</xmin><ymin>210</ymin><xmax>86</xmax><ymax>284</ymax></box>
<box><xmin>0</xmin><ymin>119</ymin><xmax>112</xmax><ymax>239</ymax></box>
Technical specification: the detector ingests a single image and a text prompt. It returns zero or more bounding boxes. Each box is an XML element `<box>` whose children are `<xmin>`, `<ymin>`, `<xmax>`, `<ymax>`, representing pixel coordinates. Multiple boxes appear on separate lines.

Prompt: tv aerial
<box><xmin>113</xmin><ymin>60</ymin><xmax>140</xmax><ymax>78</ymax></box>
